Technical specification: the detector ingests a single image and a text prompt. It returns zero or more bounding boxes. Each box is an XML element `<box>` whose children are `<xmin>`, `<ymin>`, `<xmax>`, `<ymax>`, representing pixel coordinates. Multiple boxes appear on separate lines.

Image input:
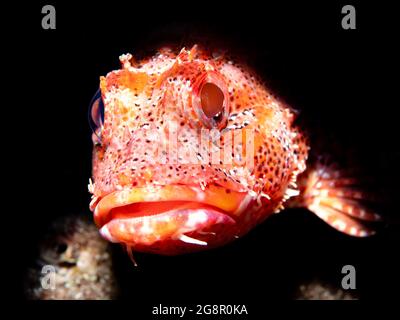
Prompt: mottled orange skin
<box><xmin>89</xmin><ymin>45</ymin><xmax>309</xmax><ymax>255</ymax></box>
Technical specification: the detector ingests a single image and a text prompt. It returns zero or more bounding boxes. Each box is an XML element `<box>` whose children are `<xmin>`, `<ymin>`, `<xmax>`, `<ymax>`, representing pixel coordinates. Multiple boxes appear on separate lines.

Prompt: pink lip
<box><xmin>92</xmin><ymin>185</ymin><xmax>246</xmax><ymax>247</ymax></box>
<box><xmin>99</xmin><ymin>204</ymin><xmax>235</xmax><ymax>246</ymax></box>
<box><xmin>93</xmin><ymin>184</ymin><xmax>246</xmax><ymax>226</ymax></box>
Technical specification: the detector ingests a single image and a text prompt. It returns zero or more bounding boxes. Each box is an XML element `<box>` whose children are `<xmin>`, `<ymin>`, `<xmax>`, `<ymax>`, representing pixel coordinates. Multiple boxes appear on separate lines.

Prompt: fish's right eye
<box><xmin>88</xmin><ymin>88</ymin><xmax>105</xmax><ymax>143</ymax></box>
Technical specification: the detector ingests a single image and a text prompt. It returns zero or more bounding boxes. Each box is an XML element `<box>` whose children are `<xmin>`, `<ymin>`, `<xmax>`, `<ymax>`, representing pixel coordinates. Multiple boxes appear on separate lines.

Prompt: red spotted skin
<box><xmin>89</xmin><ymin>45</ymin><xmax>309</xmax><ymax>255</ymax></box>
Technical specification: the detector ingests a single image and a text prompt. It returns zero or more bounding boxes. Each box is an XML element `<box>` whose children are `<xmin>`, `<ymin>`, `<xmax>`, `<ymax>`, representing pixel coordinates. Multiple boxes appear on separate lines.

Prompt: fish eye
<box><xmin>192</xmin><ymin>72</ymin><xmax>229</xmax><ymax>129</ymax></box>
<box><xmin>88</xmin><ymin>88</ymin><xmax>105</xmax><ymax>143</ymax></box>
<box><xmin>200</xmin><ymin>82</ymin><xmax>225</xmax><ymax>119</ymax></box>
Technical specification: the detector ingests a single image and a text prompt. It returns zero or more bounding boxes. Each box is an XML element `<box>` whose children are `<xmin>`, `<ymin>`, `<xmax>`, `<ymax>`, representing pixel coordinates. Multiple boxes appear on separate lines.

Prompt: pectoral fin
<box><xmin>288</xmin><ymin>159</ymin><xmax>382</xmax><ymax>237</ymax></box>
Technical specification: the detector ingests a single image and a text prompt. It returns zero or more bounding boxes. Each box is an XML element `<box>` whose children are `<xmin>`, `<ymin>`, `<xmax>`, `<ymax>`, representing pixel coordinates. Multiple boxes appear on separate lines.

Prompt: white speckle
<box><xmin>320</xmin><ymin>189</ymin><xmax>329</xmax><ymax>197</ymax></box>
<box><xmin>311</xmin><ymin>190</ymin><xmax>320</xmax><ymax>197</ymax></box>
<box><xmin>348</xmin><ymin>207</ymin><xmax>353</xmax><ymax>214</ymax></box>
<box><xmin>332</xmin><ymin>203</ymin><xmax>343</xmax><ymax>211</ymax></box>
<box><xmin>199</xmin><ymin>181</ymin><xmax>206</xmax><ymax>191</ymax></box>
<box><xmin>350</xmin><ymin>227</ymin><xmax>358</xmax><ymax>236</ymax></box>
<box><xmin>248</xmin><ymin>190</ymin><xmax>258</xmax><ymax>198</ymax></box>
<box><xmin>88</xmin><ymin>178</ymin><xmax>95</xmax><ymax>193</ymax></box>
<box><xmin>118</xmin><ymin>88</ymin><xmax>136</xmax><ymax>107</ymax></box>
<box><xmin>100</xmin><ymin>225</ymin><xmax>119</xmax><ymax>243</ymax></box>
<box><xmin>185</xmin><ymin>210</ymin><xmax>209</xmax><ymax>228</ymax></box>
<box><xmin>260</xmin><ymin>192</ymin><xmax>271</xmax><ymax>200</ymax></box>
<box><xmin>311</xmin><ymin>205</ymin><xmax>327</xmax><ymax>219</ymax></box>
<box><xmin>285</xmin><ymin>188</ymin><xmax>300</xmax><ymax>198</ymax></box>
<box><xmin>139</xmin><ymin>219</ymin><xmax>153</xmax><ymax>234</ymax></box>
<box><xmin>322</xmin><ymin>172</ymin><xmax>331</xmax><ymax>179</ymax></box>
<box><xmin>332</xmin><ymin>219</ymin><xmax>347</xmax><ymax>231</ymax></box>
<box><xmin>89</xmin><ymin>196</ymin><xmax>98</xmax><ymax>210</ymax></box>
<box><xmin>177</xmin><ymin>234</ymin><xmax>207</xmax><ymax>246</ymax></box>
<box><xmin>359</xmin><ymin>230</ymin><xmax>368</xmax><ymax>237</ymax></box>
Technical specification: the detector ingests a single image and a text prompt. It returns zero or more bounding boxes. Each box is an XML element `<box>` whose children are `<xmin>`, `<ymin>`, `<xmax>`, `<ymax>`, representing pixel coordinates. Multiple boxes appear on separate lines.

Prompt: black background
<box><xmin>7</xmin><ymin>0</ymin><xmax>399</xmax><ymax>311</ymax></box>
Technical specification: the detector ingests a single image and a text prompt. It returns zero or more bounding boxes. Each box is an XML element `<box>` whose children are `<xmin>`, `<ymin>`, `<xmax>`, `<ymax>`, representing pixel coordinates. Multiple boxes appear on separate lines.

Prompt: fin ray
<box><xmin>291</xmin><ymin>159</ymin><xmax>383</xmax><ymax>237</ymax></box>
<box><xmin>309</xmin><ymin>204</ymin><xmax>375</xmax><ymax>237</ymax></box>
<box><xmin>319</xmin><ymin>198</ymin><xmax>381</xmax><ymax>222</ymax></box>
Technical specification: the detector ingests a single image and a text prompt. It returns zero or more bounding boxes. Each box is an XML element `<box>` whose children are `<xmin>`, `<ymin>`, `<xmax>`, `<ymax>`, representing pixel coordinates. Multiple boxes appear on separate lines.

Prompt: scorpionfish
<box><xmin>88</xmin><ymin>45</ymin><xmax>381</xmax><ymax>256</ymax></box>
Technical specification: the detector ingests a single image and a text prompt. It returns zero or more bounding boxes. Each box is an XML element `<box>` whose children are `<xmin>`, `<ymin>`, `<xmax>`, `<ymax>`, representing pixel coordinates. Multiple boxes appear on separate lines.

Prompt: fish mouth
<box><xmin>92</xmin><ymin>185</ymin><xmax>248</xmax><ymax>247</ymax></box>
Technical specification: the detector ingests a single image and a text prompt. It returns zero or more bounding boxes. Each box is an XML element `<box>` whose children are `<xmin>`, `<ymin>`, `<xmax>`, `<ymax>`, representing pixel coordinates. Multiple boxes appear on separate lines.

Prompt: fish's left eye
<box><xmin>192</xmin><ymin>71</ymin><xmax>229</xmax><ymax>129</ymax></box>
<box><xmin>200</xmin><ymin>82</ymin><xmax>225</xmax><ymax>119</ymax></box>
<box><xmin>88</xmin><ymin>88</ymin><xmax>105</xmax><ymax>144</ymax></box>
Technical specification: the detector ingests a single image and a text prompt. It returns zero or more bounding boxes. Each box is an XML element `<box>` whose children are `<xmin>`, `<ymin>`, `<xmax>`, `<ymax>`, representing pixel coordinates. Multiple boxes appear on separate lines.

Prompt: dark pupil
<box><xmin>200</xmin><ymin>82</ymin><xmax>224</xmax><ymax>118</ymax></box>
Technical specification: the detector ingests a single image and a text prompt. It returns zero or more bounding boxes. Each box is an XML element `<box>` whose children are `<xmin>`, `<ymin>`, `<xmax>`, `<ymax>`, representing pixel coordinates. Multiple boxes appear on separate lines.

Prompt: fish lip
<box><xmin>99</xmin><ymin>206</ymin><xmax>237</xmax><ymax>247</ymax></box>
<box><xmin>92</xmin><ymin>184</ymin><xmax>246</xmax><ymax>228</ymax></box>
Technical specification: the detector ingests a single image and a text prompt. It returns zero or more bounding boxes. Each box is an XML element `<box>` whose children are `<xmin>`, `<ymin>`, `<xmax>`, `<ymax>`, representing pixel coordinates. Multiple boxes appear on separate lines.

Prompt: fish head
<box><xmin>89</xmin><ymin>45</ymin><xmax>308</xmax><ymax>254</ymax></box>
